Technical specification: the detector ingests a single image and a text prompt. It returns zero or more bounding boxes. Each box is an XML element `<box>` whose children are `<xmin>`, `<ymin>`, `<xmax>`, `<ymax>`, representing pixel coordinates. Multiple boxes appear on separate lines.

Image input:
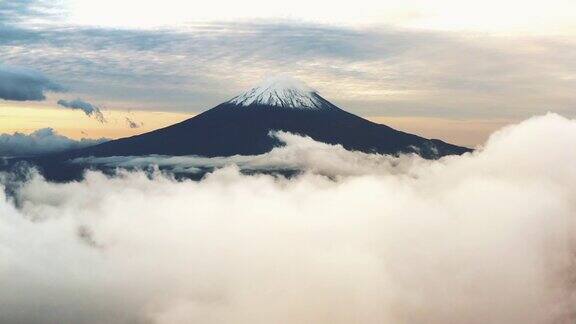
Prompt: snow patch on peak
<box><xmin>228</xmin><ymin>75</ymin><xmax>325</xmax><ymax>109</ymax></box>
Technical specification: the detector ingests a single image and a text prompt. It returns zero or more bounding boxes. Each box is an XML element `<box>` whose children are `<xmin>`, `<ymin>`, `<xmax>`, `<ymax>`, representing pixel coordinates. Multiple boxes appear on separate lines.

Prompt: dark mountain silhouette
<box><xmin>15</xmin><ymin>75</ymin><xmax>471</xmax><ymax>180</ymax></box>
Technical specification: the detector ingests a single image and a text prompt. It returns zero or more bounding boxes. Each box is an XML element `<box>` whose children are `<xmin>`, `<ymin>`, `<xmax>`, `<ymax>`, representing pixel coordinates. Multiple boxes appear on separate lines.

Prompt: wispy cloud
<box><xmin>57</xmin><ymin>98</ymin><xmax>106</xmax><ymax>123</ymax></box>
<box><xmin>0</xmin><ymin>0</ymin><xmax>59</xmax><ymax>24</ymax></box>
<box><xmin>125</xmin><ymin>117</ymin><xmax>142</xmax><ymax>128</ymax></box>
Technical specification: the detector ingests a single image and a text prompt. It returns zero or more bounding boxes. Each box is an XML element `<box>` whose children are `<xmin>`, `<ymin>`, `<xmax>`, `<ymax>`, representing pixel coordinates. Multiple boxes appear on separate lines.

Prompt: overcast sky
<box><xmin>0</xmin><ymin>0</ymin><xmax>575</xmax><ymax>145</ymax></box>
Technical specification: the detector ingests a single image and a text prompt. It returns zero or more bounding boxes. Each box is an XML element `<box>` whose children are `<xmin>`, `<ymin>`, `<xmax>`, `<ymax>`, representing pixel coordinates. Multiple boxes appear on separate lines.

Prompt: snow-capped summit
<box><xmin>228</xmin><ymin>75</ymin><xmax>327</xmax><ymax>109</ymax></box>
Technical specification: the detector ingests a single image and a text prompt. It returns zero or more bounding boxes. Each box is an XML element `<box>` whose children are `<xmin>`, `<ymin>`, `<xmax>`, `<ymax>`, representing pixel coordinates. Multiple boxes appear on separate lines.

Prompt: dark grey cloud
<box><xmin>125</xmin><ymin>117</ymin><xmax>142</xmax><ymax>128</ymax></box>
<box><xmin>0</xmin><ymin>128</ymin><xmax>108</xmax><ymax>157</ymax></box>
<box><xmin>57</xmin><ymin>98</ymin><xmax>106</xmax><ymax>123</ymax></box>
<box><xmin>0</xmin><ymin>65</ymin><xmax>63</xmax><ymax>101</ymax></box>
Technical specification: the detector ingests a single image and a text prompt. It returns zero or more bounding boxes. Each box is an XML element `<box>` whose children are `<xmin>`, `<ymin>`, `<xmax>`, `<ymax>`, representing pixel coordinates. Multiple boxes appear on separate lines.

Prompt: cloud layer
<box><xmin>0</xmin><ymin>128</ymin><xmax>108</xmax><ymax>157</ymax></box>
<box><xmin>0</xmin><ymin>65</ymin><xmax>63</xmax><ymax>101</ymax></box>
<box><xmin>2</xmin><ymin>1</ymin><xmax>576</xmax><ymax>118</ymax></box>
<box><xmin>1</xmin><ymin>114</ymin><xmax>576</xmax><ymax>323</ymax></box>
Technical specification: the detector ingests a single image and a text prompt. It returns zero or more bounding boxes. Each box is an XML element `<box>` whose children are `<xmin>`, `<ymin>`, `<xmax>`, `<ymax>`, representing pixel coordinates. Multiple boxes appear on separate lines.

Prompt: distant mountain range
<box><xmin>12</xmin><ymin>75</ymin><xmax>471</xmax><ymax>180</ymax></box>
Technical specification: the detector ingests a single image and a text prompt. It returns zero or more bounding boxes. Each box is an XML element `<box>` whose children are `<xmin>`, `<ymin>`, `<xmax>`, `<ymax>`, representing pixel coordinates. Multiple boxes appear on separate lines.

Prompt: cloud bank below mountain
<box><xmin>1</xmin><ymin>114</ymin><xmax>575</xmax><ymax>323</ymax></box>
<box><xmin>0</xmin><ymin>128</ymin><xmax>108</xmax><ymax>157</ymax></box>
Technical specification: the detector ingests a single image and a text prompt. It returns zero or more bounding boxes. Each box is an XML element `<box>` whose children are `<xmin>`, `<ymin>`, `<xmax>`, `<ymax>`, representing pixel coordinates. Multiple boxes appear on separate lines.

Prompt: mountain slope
<box><xmin>22</xmin><ymin>75</ymin><xmax>470</xmax><ymax>180</ymax></box>
<box><xmin>70</xmin><ymin>102</ymin><xmax>465</xmax><ymax>159</ymax></box>
<box><xmin>63</xmin><ymin>75</ymin><xmax>469</xmax><ymax>159</ymax></box>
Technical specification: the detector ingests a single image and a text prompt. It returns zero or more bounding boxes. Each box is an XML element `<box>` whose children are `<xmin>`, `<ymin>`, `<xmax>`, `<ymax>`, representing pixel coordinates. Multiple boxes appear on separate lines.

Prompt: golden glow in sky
<box><xmin>0</xmin><ymin>104</ymin><xmax>189</xmax><ymax>140</ymax></box>
<box><xmin>0</xmin><ymin>103</ymin><xmax>510</xmax><ymax>147</ymax></box>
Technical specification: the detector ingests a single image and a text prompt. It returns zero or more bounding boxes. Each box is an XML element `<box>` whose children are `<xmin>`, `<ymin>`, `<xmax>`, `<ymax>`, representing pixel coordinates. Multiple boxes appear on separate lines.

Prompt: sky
<box><xmin>0</xmin><ymin>0</ymin><xmax>575</xmax><ymax>146</ymax></box>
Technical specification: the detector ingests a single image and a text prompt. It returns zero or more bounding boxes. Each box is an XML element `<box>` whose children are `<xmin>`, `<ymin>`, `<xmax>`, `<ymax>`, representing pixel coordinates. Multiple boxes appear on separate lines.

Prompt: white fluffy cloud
<box><xmin>1</xmin><ymin>113</ymin><xmax>575</xmax><ymax>323</ymax></box>
<box><xmin>0</xmin><ymin>128</ymin><xmax>108</xmax><ymax>157</ymax></box>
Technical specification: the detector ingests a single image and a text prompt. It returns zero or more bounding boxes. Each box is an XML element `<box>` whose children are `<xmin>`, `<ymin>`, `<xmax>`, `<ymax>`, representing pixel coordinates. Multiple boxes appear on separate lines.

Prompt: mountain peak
<box><xmin>228</xmin><ymin>75</ymin><xmax>326</xmax><ymax>109</ymax></box>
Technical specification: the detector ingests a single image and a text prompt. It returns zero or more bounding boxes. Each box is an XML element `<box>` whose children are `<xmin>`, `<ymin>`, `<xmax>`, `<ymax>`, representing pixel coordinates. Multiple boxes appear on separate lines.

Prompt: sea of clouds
<box><xmin>1</xmin><ymin>113</ymin><xmax>575</xmax><ymax>323</ymax></box>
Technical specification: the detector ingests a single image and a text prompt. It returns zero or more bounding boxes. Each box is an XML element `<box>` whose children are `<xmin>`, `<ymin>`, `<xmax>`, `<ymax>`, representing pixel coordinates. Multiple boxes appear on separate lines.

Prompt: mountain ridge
<box><xmin>16</xmin><ymin>75</ymin><xmax>471</xmax><ymax>180</ymax></box>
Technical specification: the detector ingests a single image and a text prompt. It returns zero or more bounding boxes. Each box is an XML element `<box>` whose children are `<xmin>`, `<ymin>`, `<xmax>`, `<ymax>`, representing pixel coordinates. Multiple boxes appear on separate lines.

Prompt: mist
<box><xmin>1</xmin><ymin>113</ymin><xmax>575</xmax><ymax>323</ymax></box>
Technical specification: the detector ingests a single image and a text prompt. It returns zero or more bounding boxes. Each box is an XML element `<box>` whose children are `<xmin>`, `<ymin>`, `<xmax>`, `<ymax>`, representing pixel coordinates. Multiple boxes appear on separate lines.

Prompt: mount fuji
<box><xmin>25</xmin><ymin>75</ymin><xmax>470</xmax><ymax>179</ymax></box>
